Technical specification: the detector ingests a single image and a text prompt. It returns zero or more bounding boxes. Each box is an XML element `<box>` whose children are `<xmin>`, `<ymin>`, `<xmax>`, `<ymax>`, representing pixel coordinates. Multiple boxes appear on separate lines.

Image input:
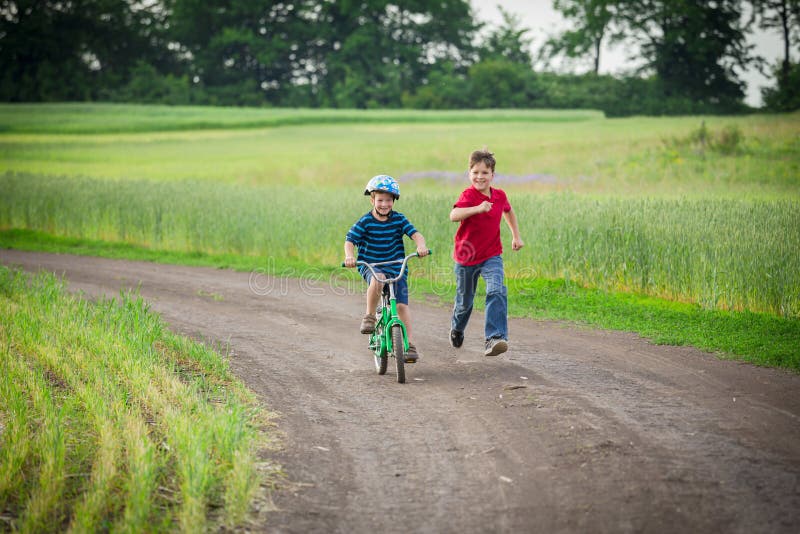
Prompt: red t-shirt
<box><xmin>452</xmin><ymin>186</ymin><xmax>511</xmax><ymax>266</ymax></box>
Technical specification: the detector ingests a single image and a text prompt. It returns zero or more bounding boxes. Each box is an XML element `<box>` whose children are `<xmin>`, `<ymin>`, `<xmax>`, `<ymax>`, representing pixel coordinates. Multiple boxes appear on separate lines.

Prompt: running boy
<box><xmin>344</xmin><ymin>175</ymin><xmax>429</xmax><ymax>361</ymax></box>
<box><xmin>449</xmin><ymin>149</ymin><xmax>523</xmax><ymax>356</ymax></box>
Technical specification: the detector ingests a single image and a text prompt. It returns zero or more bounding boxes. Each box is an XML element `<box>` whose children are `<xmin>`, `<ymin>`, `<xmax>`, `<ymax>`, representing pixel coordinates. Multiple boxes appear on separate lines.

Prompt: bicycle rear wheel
<box><xmin>391</xmin><ymin>325</ymin><xmax>405</xmax><ymax>384</ymax></box>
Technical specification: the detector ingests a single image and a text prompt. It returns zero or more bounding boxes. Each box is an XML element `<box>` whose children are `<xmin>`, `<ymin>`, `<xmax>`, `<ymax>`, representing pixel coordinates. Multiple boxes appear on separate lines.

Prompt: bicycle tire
<box><xmin>391</xmin><ymin>325</ymin><xmax>405</xmax><ymax>384</ymax></box>
<box><xmin>374</xmin><ymin>330</ymin><xmax>388</xmax><ymax>375</ymax></box>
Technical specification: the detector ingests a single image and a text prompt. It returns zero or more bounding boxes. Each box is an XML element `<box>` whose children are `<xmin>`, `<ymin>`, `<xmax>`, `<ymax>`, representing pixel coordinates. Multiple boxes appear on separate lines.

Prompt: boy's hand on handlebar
<box><xmin>344</xmin><ymin>256</ymin><xmax>357</xmax><ymax>268</ymax></box>
<box><xmin>417</xmin><ymin>246</ymin><xmax>429</xmax><ymax>257</ymax></box>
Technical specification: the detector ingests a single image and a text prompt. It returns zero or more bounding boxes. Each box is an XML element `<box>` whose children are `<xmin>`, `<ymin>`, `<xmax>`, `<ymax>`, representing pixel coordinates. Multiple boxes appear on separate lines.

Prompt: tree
<box><xmin>0</xmin><ymin>0</ymin><xmax>169</xmax><ymax>101</ymax></box>
<box><xmin>480</xmin><ymin>6</ymin><xmax>533</xmax><ymax>65</ymax></box>
<box><xmin>614</xmin><ymin>0</ymin><xmax>753</xmax><ymax>110</ymax></box>
<box><xmin>544</xmin><ymin>0</ymin><xmax>620</xmax><ymax>74</ymax></box>
<box><xmin>168</xmin><ymin>0</ymin><xmax>315</xmax><ymax>105</ymax></box>
<box><xmin>752</xmin><ymin>0</ymin><xmax>800</xmax><ymax>110</ymax></box>
<box><xmin>762</xmin><ymin>60</ymin><xmax>800</xmax><ymax>109</ymax></box>
<box><xmin>307</xmin><ymin>0</ymin><xmax>478</xmax><ymax>108</ymax></box>
<box><xmin>752</xmin><ymin>0</ymin><xmax>800</xmax><ymax>78</ymax></box>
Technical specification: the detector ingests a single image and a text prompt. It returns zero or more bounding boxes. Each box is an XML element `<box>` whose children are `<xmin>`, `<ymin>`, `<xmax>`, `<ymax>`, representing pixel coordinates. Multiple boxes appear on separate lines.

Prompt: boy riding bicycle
<box><xmin>344</xmin><ymin>175</ymin><xmax>429</xmax><ymax>361</ymax></box>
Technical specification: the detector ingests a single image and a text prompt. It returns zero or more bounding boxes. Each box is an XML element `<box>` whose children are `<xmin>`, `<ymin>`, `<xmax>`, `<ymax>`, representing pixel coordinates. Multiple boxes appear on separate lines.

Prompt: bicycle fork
<box><xmin>369</xmin><ymin>295</ymin><xmax>409</xmax><ymax>356</ymax></box>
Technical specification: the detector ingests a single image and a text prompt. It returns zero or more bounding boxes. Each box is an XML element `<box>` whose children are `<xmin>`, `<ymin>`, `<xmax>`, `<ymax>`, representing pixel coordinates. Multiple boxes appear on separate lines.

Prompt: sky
<box><xmin>473</xmin><ymin>1</ymin><xmax>786</xmax><ymax>107</ymax></box>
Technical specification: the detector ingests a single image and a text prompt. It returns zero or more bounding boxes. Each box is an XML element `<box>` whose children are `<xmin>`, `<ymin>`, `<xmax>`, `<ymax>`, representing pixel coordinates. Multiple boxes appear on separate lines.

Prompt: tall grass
<box><xmin>0</xmin><ymin>266</ymin><xmax>270</xmax><ymax>532</ymax></box>
<box><xmin>2</xmin><ymin>172</ymin><xmax>797</xmax><ymax>317</ymax></box>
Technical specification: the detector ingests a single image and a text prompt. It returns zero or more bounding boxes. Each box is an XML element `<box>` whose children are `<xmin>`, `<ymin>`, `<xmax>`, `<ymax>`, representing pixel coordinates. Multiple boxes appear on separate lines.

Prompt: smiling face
<box><xmin>370</xmin><ymin>191</ymin><xmax>395</xmax><ymax>219</ymax></box>
<box><xmin>469</xmin><ymin>160</ymin><xmax>494</xmax><ymax>195</ymax></box>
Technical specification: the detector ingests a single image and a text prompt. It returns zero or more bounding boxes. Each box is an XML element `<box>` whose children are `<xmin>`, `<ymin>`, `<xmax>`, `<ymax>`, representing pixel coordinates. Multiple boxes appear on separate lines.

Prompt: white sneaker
<box><xmin>484</xmin><ymin>338</ymin><xmax>508</xmax><ymax>356</ymax></box>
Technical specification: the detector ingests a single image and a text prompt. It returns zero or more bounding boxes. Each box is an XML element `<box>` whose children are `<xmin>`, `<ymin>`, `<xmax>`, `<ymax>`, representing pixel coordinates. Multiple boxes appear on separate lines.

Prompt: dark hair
<box><xmin>469</xmin><ymin>149</ymin><xmax>496</xmax><ymax>172</ymax></box>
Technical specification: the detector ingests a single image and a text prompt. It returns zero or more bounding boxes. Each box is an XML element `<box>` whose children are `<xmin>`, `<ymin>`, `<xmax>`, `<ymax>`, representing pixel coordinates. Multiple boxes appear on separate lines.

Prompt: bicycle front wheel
<box><xmin>391</xmin><ymin>325</ymin><xmax>405</xmax><ymax>384</ymax></box>
<box><xmin>374</xmin><ymin>341</ymin><xmax>388</xmax><ymax>375</ymax></box>
<box><xmin>372</xmin><ymin>324</ymin><xmax>388</xmax><ymax>375</ymax></box>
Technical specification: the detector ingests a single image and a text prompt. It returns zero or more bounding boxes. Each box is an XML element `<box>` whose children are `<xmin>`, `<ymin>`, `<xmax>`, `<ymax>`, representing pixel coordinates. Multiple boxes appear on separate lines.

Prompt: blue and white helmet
<box><xmin>364</xmin><ymin>174</ymin><xmax>400</xmax><ymax>199</ymax></box>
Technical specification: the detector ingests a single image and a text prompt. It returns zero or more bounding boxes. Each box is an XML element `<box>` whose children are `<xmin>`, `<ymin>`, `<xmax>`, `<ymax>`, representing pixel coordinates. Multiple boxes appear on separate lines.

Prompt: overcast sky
<box><xmin>473</xmin><ymin>1</ymin><xmax>786</xmax><ymax>107</ymax></box>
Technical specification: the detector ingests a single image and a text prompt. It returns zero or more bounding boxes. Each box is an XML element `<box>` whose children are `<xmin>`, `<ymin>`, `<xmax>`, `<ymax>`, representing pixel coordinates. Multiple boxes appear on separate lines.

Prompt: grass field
<box><xmin>1</xmin><ymin>104</ymin><xmax>797</xmax><ymax>198</ymax></box>
<box><xmin>1</xmin><ymin>103</ymin><xmax>798</xmax><ymax>368</ymax></box>
<box><xmin>1</xmin><ymin>102</ymin><xmax>797</xmax><ymax>529</ymax></box>
<box><xmin>0</xmin><ymin>266</ymin><xmax>273</xmax><ymax>531</ymax></box>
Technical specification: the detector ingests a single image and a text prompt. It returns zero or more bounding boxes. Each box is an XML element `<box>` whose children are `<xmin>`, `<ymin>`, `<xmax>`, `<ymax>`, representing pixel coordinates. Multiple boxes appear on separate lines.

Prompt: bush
<box><xmin>713</xmin><ymin>125</ymin><xmax>744</xmax><ymax>155</ymax></box>
<box><xmin>106</xmin><ymin>61</ymin><xmax>196</xmax><ymax>105</ymax></box>
<box><xmin>663</xmin><ymin>121</ymin><xmax>745</xmax><ymax>156</ymax></box>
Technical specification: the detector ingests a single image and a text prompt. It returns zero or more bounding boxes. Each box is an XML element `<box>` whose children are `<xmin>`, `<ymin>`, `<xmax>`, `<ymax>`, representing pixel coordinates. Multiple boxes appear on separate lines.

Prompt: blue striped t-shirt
<box><xmin>345</xmin><ymin>211</ymin><xmax>418</xmax><ymax>279</ymax></box>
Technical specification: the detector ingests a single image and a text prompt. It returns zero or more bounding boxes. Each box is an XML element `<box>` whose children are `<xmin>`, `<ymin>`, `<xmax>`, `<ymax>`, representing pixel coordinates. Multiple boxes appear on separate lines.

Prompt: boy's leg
<box><xmin>396</xmin><ymin>303</ymin><xmax>419</xmax><ymax>362</ymax></box>
<box><xmin>365</xmin><ymin>275</ymin><xmax>383</xmax><ymax>315</ymax></box>
<box><xmin>451</xmin><ymin>262</ymin><xmax>479</xmax><ymax>334</ymax></box>
<box><xmin>360</xmin><ymin>272</ymin><xmax>384</xmax><ymax>334</ymax></box>
<box><xmin>397</xmin><ymin>303</ymin><xmax>412</xmax><ymax>340</ymax></box>
<box><xmin>481</xmin><ymin>255</ymin><xmax>508</xmax><ymax>341</ymax></box>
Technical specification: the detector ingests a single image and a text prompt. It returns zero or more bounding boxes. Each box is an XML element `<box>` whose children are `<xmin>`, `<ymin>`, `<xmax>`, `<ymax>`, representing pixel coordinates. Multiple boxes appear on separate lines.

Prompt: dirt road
<box><xmin>2</xmin><ymin>249</ymin><xmax>799</xmax><ymax>533</ymax></box>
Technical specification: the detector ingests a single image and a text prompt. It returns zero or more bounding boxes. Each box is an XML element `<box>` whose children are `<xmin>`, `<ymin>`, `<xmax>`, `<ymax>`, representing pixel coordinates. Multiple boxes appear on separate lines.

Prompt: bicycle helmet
<box><xmin>364</xmin><ymin>174</ymin><xmax>400</xmax><ymax>199</ymax></box>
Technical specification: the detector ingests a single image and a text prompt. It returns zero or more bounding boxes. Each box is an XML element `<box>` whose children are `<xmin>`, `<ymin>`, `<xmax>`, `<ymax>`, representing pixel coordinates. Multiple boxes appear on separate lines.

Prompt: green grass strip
<box><xmin>3</xmin><ymin>229</ymin><xmax>797</xmax><ymax>372</ymax></box>
<box><xmin>411</xmin><ymin>274</ymin><xmax>799</xmax><ymax>373</ymax></box>
<box><xmin>506</xmin><ymin>278</ymin><xmax>799</xmax><ymax>370</ymax></box>
<box><xmin>0</xmin><ymin>266</ymin><xmax>272</xmax><ymax>532</ymax></box>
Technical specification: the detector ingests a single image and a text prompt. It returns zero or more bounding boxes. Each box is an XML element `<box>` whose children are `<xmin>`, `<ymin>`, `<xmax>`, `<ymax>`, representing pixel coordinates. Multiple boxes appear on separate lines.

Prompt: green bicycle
<box><xmin>345</xmin><ymin>251</ymin><xmax>430</xmax><ymax>384</ymax></box>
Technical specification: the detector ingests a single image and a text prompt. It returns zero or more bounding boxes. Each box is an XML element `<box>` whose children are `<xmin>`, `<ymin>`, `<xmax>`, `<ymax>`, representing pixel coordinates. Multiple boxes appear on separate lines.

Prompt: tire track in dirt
<box><xmin>3</xmin><ymin>249</ymin><xmax>799</xmax><ymax>533</ymax></box>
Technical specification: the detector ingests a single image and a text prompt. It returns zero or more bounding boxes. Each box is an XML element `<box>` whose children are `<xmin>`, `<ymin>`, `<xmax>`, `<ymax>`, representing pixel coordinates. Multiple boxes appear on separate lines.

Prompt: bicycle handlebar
<box><xmin>341</xmin><ymin>250</ymin><xmax>433</xmax><ymax>284</ymax></box>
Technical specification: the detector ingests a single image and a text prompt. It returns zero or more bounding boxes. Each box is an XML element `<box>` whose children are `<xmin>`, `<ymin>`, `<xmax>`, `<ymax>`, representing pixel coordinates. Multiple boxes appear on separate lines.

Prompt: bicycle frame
<box><xmin>371</xmin><ymin>283</ymin><xmax>408</xmax><ymax>357</ymax></box>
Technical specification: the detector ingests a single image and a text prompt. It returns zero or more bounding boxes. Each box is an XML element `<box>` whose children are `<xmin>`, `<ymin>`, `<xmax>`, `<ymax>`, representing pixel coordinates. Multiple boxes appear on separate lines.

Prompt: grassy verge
<box><xmin>0</xmin><ymin>264</ymin><xmax>276</xmax><ymax>532</ymax></box>
<box><xmin>507</xmin><ymin>278</ymin><xmax>799</xmax><ymax>370</ymax></box>
<box><xmin>411</xmin><ymin>276</ymin><xmax>799</xmax><ymax>372</ymax></box>
<box><xmin>3</xmin><ymin>229</ymin><xmax>797</xmax><ymax>372</ymax></box>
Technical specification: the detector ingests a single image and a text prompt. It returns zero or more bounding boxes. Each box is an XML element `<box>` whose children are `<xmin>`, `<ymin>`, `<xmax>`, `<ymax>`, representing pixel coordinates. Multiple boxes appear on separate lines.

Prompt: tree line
<box><xmin>1</xmin><ymin>0</ymin><xmax>798</xmax><ymax>115</ymax></box>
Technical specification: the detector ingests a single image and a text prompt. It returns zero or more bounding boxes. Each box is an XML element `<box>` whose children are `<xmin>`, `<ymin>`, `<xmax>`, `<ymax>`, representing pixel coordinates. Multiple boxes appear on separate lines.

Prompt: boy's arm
<box><xmin>502</xmin><ymin>208</ymin><xmax>524</xmax><ymax>251</ymax></box>
<box><xmin>410</xmin><ymin>232</ymin><xmax>429</xmax><ymax>257</ymax></box>
<box><xmin>344</xmin><ymin>240</ymin><xmax>357</xmax><ymax>267</ymax></box>
<box><xmin>449</xmin><ymin>201</ymin><xmax>493</xmax><ymax>222</ymax></box>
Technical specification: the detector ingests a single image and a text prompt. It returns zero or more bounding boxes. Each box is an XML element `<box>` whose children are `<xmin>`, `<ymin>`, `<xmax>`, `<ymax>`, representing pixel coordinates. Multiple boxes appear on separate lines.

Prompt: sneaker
<box><xmin>405</xmin><ymin>342</ymin><xmax>419</xmax><ymax>363</ymax></box>
<box><xmin>450</xmin><ymin>329</ymin><xmax>464</xmax><ymax>348</ymax></box>
<box><xmin>484</xmin><ymin>337</ymin><xmax>508</xmax><ymax>357</ymax></box>
<box><xmin>360</xmin><ymin>314</ymin><xmax>377</xmax><ymax>334</ymax></box>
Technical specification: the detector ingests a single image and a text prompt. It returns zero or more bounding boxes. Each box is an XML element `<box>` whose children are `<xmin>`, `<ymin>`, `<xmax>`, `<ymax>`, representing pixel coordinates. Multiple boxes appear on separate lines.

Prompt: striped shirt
<box><xmin>345</xmin><ymin>211</ymin><xmax>418</xmax><ymax>279</ymax></box>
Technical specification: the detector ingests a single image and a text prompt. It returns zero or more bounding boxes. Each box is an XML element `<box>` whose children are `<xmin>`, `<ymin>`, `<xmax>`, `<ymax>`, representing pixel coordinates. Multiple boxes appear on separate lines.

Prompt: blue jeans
<box><xmin>451</xmin><ymin>255</ymin><xmax>507</xmax><ymax>340</ymax></box>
